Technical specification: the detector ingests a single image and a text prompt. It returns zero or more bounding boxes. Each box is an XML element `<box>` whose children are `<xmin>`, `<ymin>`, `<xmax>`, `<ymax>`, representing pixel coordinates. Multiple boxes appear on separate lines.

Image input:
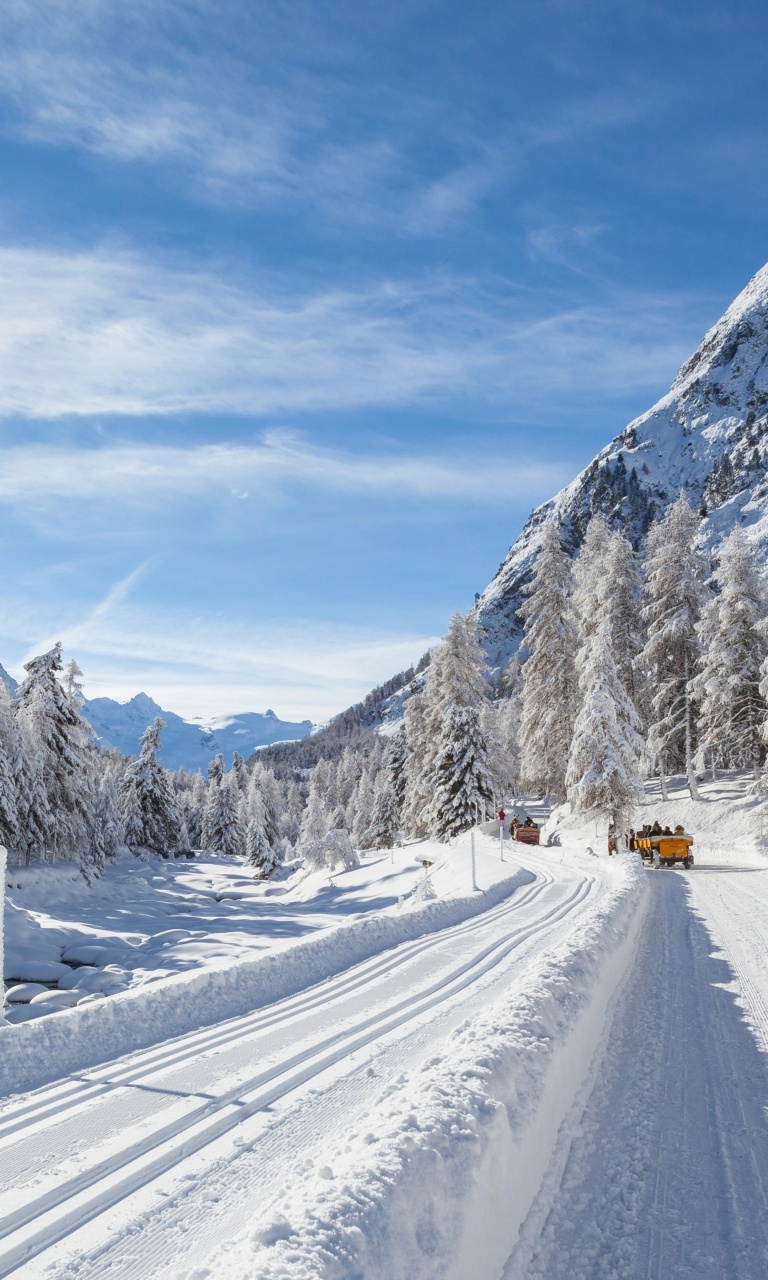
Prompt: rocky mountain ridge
<box><xmin>473</xmin><ymin>261</ymin><xmax>768</xmax><ymax>664</ymax></box>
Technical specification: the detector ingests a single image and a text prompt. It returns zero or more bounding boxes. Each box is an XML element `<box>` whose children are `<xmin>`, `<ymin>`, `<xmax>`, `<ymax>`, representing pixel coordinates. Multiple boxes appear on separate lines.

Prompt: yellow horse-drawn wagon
<box><xmin>635</xmin><ymin>832</ymin><xmax>694</xmax><ymax>869</ymax></box>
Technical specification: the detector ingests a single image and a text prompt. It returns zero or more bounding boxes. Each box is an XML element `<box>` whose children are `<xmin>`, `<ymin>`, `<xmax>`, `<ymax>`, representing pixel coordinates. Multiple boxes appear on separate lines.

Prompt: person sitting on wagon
<box><xmin>673</xmin><ymin>824</ymin><xmax>687</xmax><ymax>836</ymax></box>
<box><xmin>662</xmin><ymin>825</ymin><xmax>673</xmax><ymax>836</ymax></box>
<box><xmin>650</xmin><ymin>820</ymin><xmax>662</xmax><ymax>836</ymax></box>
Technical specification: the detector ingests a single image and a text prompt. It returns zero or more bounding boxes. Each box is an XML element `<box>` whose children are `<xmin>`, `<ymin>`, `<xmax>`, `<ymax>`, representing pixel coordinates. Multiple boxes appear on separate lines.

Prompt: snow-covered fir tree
<box><xmin>519</xmin><ymin>523</ymin><xmax>579</xmax><ymax>801</ymax></box>
<box><xmin>232</xmin><ymin>750</ymin><xmax>249</xmax><ymax>787</ymax></box>
<box><xmin>367</xmin><ymin>778</ymin><xmax>400</xmax><ymax>849</ymax></box>
<box><xmin>243</xmin><ymin>779</ymin><xmax>271</xmax><ymax>874</ymax></box>
<box><xmin>186</xmin><ymin>772</ymin><xmax>207</xmax><ymax>848</ymax></box>
<box><xmin>566</xmin><ymin>624</ymin><xmax>645</xmax><ymax>830</ymax></box>
<box><xmin>243</xmin><ymin>767</ymin><xmax>284</xmax><ymax>876</ymax></box>
<box><xmin>351</xmin><ymin>768</ymin><xmax>376</xmax><ymax>848</ymax></box>
<box><xmin>419</xmin><ymin>613</ymin><xmax>495</xmax><ymax>840</ymax></box>
<box><xmin>693</xmin><ymin>527</ymin><xmax>768</xmax><ymax>773</ymax></box>
<box><xmin>482</xmin><ymin>695</ymin><xmax>520</xmax><ymax>808</ymax></box>
<box><xmin>430</xmin><ymin>704</ymin><xmax>493</xmax><ymax>840</ymax></box>
<box><xmin>387</xmin><ymin>727</ymin><xmax>408</xmax><ymax>823</ymax></box>
<box><xmin>640</xmin><ymin>493</ymin><xmax>709</xmax><ymax>799</ymax></box>
<box><xmin>571</xmin><ymin>514</ymin><xmax>613</xmax><ymax>663</ymax></box>
<box><xmin>602</xmin><ymin>529</ymin><xmax>646</xmax><ymax>712</ymax></box>
<box><xmin>0</xmin><ymin>680</ymin><xmax>21</xmax><ymax>863</ymax></box>
<box><xmin>402</xmin><ymin>691</ymin><xmax>431</xmax><ymax>839</ymax></box>
<box><xmin>121</xmin><ymin>718</ymin><xmax>179</xmax><ymax>855</ymax></box>
<box><xmin>86</xmin><ymin>771</ymin><xmax>122</xmax><ymax>877</ymax></box>
<box><xmin>298</xmin><ymin>768</ymin><xmax>331</xmax><ymax>865</ymax></box>
<box><xmin>203</xmin><ymin>770</ymin><xmax>242</xmax><ymax>856</ymax></box>
<box><xmin>250</xmin><ymin>761</ymin><xmax>283</xmax><ymax>851</ymax></box>
<box><xmin>15</xmin><ymin>644</ymin><xmax>92</xmax><ymax>862</ymax></box>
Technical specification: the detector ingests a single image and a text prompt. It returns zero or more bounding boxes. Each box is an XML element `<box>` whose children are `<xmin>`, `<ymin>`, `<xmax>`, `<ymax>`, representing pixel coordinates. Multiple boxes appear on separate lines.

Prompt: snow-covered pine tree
<box><xmin>640</xmin><ymin>493</ymin><xmax>709</xmax><ymax>799</ymax></box>
<box><xmin>298</xmin><ymin>768</ymin><xmax>331</xmax><ymax>866</ymax></box>
<box><xmin>279</xmin><ymin>780</ymin><xmax>303</xmax><ymax>848</ymax></box>
<box><xmin>351</xmin><ymin>768</ymin><xmax>376</xmax><ymax>848</ymax></box>
<box><xmin>204</xmin><ymin>770</ymin><xmax>242</xmax><ymax>855</ymax></box>
<box><xmin>519</xmin><ymin>523</ymin><xmax>579</xmax><ymax>801</ymax></box>
<box><xmin>572</xmin><ymin>514</ymin><xmax>613</xmax><ymax>665</ymax></box>
<box><xmin>250</xmin><ymin>761</ymin><xmax>283</xmax><ymax>851</ymax></box>
<box><xmin>243</xmin><ymin>777</ymin><xmax>270</xmax><ymax>874</ymax></box>
<box><xmin>602</xmin><ymin>529</ymin><xmax>646</xmax><ymax>713</ymax></box>
<box><xmin>420</xmin><ymin>613</ymin><xmax>494</xmax><ymax>840</ymax></box>
<box><xmin>693</xmin><ymin>527</ymin><xmax>768</xmax><ymax>773</ymax></box>
<box><xmin>566</xmin><ymin>623</ymin><xmax>645</xmax><ymax>830</ymax></box>
<box><xmin>482</xmin><ymin>696</ymin><xmax>519</xmax><ymax>808</ymax></box>
<box><xmin>15</xmin><ymin>644</ymin><xmax>93</xmax><ymax>862</ymax></box>
<box><xmin>120</xmin><ymin>718</ymin><xmax>179</xmax><ymax>855</ymax></box>
<box><xmin>231</xmin><ymin>751</ymin><xmax>249</xmax><ymax>796</ymax></box>
<box><xmin>402</xmin><ymin>691</ymin><xmax>431</xmax><ymax>839</ymax></box>
<box><xmin>63</xmin><ymin>659</ymin><xmax>84</xmax><ymax>702</ymax></box>
<box><xmin>18</xmin><ymin>739</ymin><xmax>52</xmax><ymax>865</ymax></box>
<box><xmin>243</xmin><ymin>767</ymin><xmax>284</xmax><ymax>875</ymax></box>
<box><xmin>86</xmin><ymin>771</ymin><xmax>122</xmax><ymax>877</ymax></box>
<box><xmin>430</xmin><ymin>704</ymin><xmax>494</xmax><ymax>840</ymax></box>
<box><xmin>186</xmin><ymin>772</ymin><xmax>207</xmax><ymax>848</ymax></box>
<box><xmin>0</xmin><ymin>681</ymin><xmax>20</xmax><ymax>863</ymax></box>
<box><xmin>201</xmin><ymin>754</ymin><xmax>225</xmax><ymax>850</ymax></box>
<box><xmin>367</xmin><ymin>779</ymin><xmax>400</xmax><ymax>849</ymax></box>
<box><xmin>387</xmin><ymin>727</ymin><xmax>408</xmax><ymax>823</ymax></box>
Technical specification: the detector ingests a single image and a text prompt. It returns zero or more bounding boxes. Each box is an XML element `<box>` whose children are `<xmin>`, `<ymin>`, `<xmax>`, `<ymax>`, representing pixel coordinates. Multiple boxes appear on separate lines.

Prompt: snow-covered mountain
<box><xmin>474</xmin><ymin>261</ymin><xmax>768</xmax><ymax>662</ymax></box>
<box><xmin>82</xmin><ymin>692</ymin><xmax>312</xmax><ymax>772</ymax></box>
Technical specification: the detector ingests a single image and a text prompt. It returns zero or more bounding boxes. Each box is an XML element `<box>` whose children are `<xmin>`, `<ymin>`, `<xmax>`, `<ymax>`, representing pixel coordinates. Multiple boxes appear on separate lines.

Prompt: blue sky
<box><xmin>0</xmin><ymin>0</ymin><xmax>766</xmax><ymax>720</ymax></box>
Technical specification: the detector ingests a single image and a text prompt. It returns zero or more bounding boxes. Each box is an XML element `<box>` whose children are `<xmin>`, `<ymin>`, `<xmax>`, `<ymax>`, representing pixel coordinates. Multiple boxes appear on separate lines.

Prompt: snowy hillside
<box><xmin>474</xmin><ymin>261</ymin><xmax>768</xmax><ymax>661</ymax></box>
<box><xmin>81</xmin><ymin>691</ymin><xmax>312</xmax><ymax>770</ymax></box>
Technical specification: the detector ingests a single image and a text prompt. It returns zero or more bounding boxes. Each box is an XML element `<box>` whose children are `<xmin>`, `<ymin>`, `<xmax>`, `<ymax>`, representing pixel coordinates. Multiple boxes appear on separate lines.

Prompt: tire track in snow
<box><xmin>0</xmin><ymin>863</ymin><xmax>593</xmax><ymax>1278</ymax></box>
<box><xmin>503</xmin><ymin>868</ymin><xmax>768</xmax><ymax>1280</ymax></box>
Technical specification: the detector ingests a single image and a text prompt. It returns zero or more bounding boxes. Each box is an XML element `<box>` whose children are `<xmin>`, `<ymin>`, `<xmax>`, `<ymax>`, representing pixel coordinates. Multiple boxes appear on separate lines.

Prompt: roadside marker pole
<box><xmin>470</xmin><ymin>830</ymin><xmax>478</xmax><ymax>891</ymax></box>
<box><xmin>499</xmin><ymin>822</ymin><xmax>504</xmax><ymax>862</ymax></box>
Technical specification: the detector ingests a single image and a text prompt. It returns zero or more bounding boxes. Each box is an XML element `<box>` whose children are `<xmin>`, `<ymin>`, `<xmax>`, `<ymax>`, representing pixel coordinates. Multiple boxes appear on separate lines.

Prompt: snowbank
<box><xmin>224</xmin><ymin>849</ymin><xmax>648</xmax><ymax>1280</ymax></box>
<box><xmin>0</xmin><ymin>861</ymin><xmax>531</xmax><ymax>1097</ymax></box>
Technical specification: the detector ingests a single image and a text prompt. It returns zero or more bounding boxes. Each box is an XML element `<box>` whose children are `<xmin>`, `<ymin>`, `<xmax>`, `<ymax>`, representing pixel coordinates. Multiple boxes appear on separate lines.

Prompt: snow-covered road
<box><xmin>0</xmin><ymin>842</ymin><xmax>599</xmax><ymax>1279</ymax></box>
<box><xmin>506</xmin><ymin>837</ymin><xmax>768</xmax><ymax>1280</ymax></box>
<box><xmin>6</xmin><ymin>799</ymin><xmax>766</xmax><ymax>1280</ymax></box>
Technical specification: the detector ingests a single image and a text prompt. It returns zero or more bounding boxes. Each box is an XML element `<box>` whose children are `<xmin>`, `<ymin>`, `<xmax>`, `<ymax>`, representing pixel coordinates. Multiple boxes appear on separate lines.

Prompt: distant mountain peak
<box><xmin>78</xmin><ymin>690</ymin><xmax>313</xmax><ymax>771</ymax></box>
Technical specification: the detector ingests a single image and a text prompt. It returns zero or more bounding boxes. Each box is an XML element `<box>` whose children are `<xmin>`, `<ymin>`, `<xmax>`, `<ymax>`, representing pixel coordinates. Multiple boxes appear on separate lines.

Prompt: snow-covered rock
<box><xmin>474</xmin><ymin>262</ymin><xmax>768</xmax><ymax>663</ymax></box>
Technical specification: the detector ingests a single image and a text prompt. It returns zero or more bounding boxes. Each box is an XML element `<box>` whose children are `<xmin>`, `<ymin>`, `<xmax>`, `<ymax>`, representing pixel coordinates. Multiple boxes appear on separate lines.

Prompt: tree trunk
<box><xmin>684</xmin><ymin>656</ymin><xmax>700</xmax><ymax>801</ymax></box>
<box><xmin>658</xmin><ymin>766</ymin><xmax>668</xmax><ymax>803</ymax></box>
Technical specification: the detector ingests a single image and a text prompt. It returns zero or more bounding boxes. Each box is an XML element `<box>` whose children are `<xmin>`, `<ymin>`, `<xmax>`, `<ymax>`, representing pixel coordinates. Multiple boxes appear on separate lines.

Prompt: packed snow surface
<box><xmin>2</xmin><ymin>777</ymin><xmax>768</xmax><ymax>1279</ymax></box>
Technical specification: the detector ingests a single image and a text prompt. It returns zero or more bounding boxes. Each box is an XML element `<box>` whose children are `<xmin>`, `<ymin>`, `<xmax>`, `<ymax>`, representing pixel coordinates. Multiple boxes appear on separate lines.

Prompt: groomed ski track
<box><xmin>0</xmin><ymin>840</ymin><xmax>600</xmax><ymax>1279</ymax></box>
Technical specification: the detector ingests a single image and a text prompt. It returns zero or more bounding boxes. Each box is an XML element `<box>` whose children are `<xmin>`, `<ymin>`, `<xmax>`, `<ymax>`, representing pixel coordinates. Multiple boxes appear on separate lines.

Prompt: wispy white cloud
<box><xmin>0</xmin><ymin>431</ymin><xmax>570</xmax><ymax>508</ymax></box>
<box><xmin>0</xmin><ymin>593</ymin><xmax>437</xmax><ymax>721</ymax></box>
<box><xmin>0</xmin><ymin>2</ymin><xmax>668</xmax><ymax>227</ymax></box>
<box><xmin>0</xmin><ymin>245</ymin><xmax>704</xmax><ymax>419</ymax></box>
<box><xmin>24</xmin><ymin>560</ymin><xmax>157</xmax><ymax>660</ymax></box>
